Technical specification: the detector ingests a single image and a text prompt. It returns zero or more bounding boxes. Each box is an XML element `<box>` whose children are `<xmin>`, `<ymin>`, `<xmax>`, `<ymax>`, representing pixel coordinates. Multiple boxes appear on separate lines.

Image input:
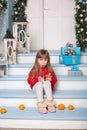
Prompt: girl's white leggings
<box><xmin>33</xmin><ymin>81</ymin><xmax>53</xmax><ymax>102</ymax></box>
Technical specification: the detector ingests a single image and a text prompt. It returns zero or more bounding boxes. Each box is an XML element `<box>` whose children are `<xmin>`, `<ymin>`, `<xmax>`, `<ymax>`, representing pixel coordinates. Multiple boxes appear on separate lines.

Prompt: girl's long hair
<box><xmin>32</xmin><ymin>49</ymin><xmax>55</xmax><ymax>77</ymax></box>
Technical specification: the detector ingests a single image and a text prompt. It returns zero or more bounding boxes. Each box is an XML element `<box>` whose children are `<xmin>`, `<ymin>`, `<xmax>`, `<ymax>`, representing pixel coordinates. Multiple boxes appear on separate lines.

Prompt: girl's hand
<box><xmin>38</xmin><ymin>76</ymin><xmax>44</xmax><ymax>82</ymax></box>
<box><xmin>45</xmin><ymin>73</ymin><xmax>52</xmax><ymax>81</ymax></box>
<box><xmin>46</xmin><ymin>77</ymin><xmax>52</xmax><ymax>81</ymax></box>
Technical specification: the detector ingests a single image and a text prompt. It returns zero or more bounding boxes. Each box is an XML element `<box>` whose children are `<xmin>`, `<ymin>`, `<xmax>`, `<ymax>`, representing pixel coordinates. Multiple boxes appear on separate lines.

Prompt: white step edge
<box><xmin>0</xmin><ymin>99</ymin><xmax>87</xmax><ymax>108</ymax></box>
<box><xmin>0</xmin><ymin>80</ymin><xmax>87</xmax><ymax>90</ymax></box>
<box><xmin>8</xmin><ymin>63</ymin><xmax>87</xmax><ymax>75</ymax></box>
<box><xmin>0</xmin><ymin>119</ymin><xmax>87</xmax><ymax>129</ymax></box>
<box><xmin>17</xmin><ymin>55</ymin><xmax>59</xmax><ymax>64</ymax></box>
<box><xmin>81</xmin><ymin>55</ymin><xmax>87</xmax><ymax>63</ymax></box>
<box><xmin>16</xmin><ymin>52</ymin><xmax>87</xmax><ymax>64</ymax></box>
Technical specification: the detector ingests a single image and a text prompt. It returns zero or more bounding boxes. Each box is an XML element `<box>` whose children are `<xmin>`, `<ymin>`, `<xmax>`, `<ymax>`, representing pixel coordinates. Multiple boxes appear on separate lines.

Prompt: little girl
<box><xmin>27</xmin><ymin>49</ymin><xmax>57</xmax><ymax>114</ymax></box>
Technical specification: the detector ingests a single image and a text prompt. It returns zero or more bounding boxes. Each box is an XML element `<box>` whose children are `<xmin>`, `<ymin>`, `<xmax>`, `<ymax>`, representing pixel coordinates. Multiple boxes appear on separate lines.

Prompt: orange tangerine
<box><xmin>0</xmin><ymin>108</ymin><xmax>7</xmax><ymax>114</ymax></box>
<box><xmin>57</xmin><ymin>104</ymin><xmax>65</xmax><ymax>110</ymax></box>
<box><xmin>19</xmin><ymin>104</ymin><xmax>25</xmax><ymax>110</ymax></box>
<box><xmin>68</xmin><ymin>105</ymin><xmax>74</xmax><ymax>110</ymax></box>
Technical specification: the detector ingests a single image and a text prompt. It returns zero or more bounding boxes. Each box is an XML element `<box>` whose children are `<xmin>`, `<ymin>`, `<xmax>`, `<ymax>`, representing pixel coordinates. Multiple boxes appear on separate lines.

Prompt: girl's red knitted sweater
<box><xmin>27</xmin><ymin>67</ymin><xmax>57</xmax><ymax>91</ymax></box>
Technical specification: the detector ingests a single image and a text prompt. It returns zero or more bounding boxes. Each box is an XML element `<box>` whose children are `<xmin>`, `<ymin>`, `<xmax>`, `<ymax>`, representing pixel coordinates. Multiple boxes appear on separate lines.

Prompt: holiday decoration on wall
<box><xmin>3</xmin><ymin>29</ymin><xmax>17</xmax><ymax>64</ymax></box>
<box><xmin>74</xmin><ymin>0</ymin><xmax>87</xmax><ymax>51</ymax></box>
<box><xmin>13</xmin><ymin>0</ymin><xmax>27</xmax><ymax>21</ymax></box>
<box><xmin>13</xmin><ymin>15</ymin><xmax>30</xmax><ymax>53</ymax></box>
<box><xmin>0</xmin><ymin>0</ymin><xmax>7</xmax><ymax>12</ymax></box>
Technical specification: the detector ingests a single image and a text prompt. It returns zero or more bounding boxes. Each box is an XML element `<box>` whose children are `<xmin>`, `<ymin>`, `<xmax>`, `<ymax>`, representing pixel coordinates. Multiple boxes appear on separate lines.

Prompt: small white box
<box><xmin>0</xmin><ymin>70</ymin><xmax>4</xmax><ymax>77</ymax></box>
<box><xmin>0</xmin><ymin>59</ymin><xmax>8</xmax><ymax>77</ymax></box>
<box><xmin>68</xmin><ymin>70</ymin><xmax>83</xmax><ymax>76</ymax></box>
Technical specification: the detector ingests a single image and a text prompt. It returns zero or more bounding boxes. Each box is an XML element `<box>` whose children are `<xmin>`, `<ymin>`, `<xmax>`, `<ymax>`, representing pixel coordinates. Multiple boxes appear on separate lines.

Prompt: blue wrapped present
<box><xmin>63</xmin><ymin>55</ymin><xmax>80</xmax><ymax>65</ymax></box>
<box><xmin>71</xmin><ymin>65</ymin><xmax>78</xmax><ymax>71</ymax></box>
<box><xmin>60</xmin><ymin>46</ymin><xmax>80</xmax><ymax>65</ymax></box>
<box><xmin>61</xmin><ymin>47</ymin><xmax>80</xmax><ymax>55</ymax></box>
<box><xmin>59</xmin><ymin>55</ymin><xmax>63</xmax><ymax>64</ymax></box>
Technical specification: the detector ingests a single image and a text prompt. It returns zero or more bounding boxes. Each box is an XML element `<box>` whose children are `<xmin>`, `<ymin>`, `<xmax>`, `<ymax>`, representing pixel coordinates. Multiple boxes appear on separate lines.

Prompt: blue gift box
<box><xmin>71</xmin><ymin>65</ymin><xmax>79</xmax><ymax>71</ymax></box>
<box><xmin>60</xmin><ymin>46</ymin><xmax>80</xmax><ymax>65</ymax></box>
<box><xmin>59</xmin><ymin>55</ymin><xmax>63</xmax><ymax>64</ymax></box>
<box><xmin>61</xmin><ymin>47</ymin><xmax>80</xmax><ymax>55</ymax></box>
<box><xmin>63</xmin><ymin>55</ymin><xmax>80</xmax><ymax>65</ymax></box>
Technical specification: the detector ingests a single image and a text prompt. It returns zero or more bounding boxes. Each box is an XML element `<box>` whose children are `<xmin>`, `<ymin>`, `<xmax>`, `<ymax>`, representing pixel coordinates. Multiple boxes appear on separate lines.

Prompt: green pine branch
<box><xmin>0</xmin><ymin>0</ymin><xmax>7</xmax><ymax>12</ymax></box>
<box><xmin>74</xmin><ymin>0</ymin><xmax>87</xmax><ymax>51</ymax></box>
<box><xmin>13</xmin><ymin>0</ymin><xmax>27</xmax><ymax>21</ymax></box>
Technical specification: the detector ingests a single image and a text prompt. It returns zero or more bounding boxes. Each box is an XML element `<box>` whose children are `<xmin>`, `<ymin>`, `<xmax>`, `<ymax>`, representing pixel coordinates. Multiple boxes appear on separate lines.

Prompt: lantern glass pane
<box><xmin>7</xmin><ymin>41</ymin><xmax>13</xmax><ymax>57</ymax></box>
<box><xmin>17</xmin><ymin>24</ymin><xmax>27</xmax><ymax>49</ymax></box>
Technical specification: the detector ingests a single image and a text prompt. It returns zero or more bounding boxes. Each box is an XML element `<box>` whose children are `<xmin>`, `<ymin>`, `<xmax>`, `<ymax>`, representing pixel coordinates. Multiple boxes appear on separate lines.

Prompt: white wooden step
<box><xmin>0</xmin><ymin>119</ymin><xmax>87</xmax><ymax>129</ymax></box>
<box><xmin>0</xmin><ymin>75</ymin><xmax>87</xmax><ymax>90</ymax></box>
<box><xmin>0</xmin><ymin>107</ymin><xmax>87</xmax><ymax>121</ymax></box>
<box><xmin>17</xmin><ymin>52</ymin><xmax>59</xmax><ymax>64</ymax></box>
<box><xmin>8</xmin><ymin>63</ymin><xmax>87</xmax><ymax>75</ymax></box>
<box><xmin>80</xmin><ymin>52</ymin><xmax>87</xmax><ymax>63</ymax></box>
<box><xmin>16</xmin><ymin>52</ymin><xmax>87</xmax><ymax>64</ymax></box>
<box><xmin>0</xmin><ymin>98</ymin><xmax>87</xmax><ymax>108</ymax></box>
<box><xmin>0</xmin><ymin>89</ymin><xmax>87</xmax><ymax>99</ymax></box>
<box><xmin>0</xmin><ymin>89</ymin><xmax>87</xmax><ymax>107</ymax></box>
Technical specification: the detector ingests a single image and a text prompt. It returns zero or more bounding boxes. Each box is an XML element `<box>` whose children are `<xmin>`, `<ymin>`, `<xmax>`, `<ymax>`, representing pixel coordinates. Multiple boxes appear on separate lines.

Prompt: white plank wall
<box><xmin>26</xmin><ymin>0</ymin><xmax>76</xmax><ymax>51</ymax></box>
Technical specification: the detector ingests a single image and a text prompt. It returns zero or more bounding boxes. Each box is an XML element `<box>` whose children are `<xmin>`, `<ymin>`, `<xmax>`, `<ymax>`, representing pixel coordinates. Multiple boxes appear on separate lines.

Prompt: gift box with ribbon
<box><xmin>63</xmin><ymin>55</ymin><xmax>80</xmax><ymax>65</ymax></box>
<box><xmin>60</xmin><ymin>43</ymin><xmax>80</xmax><ymax>65</ymax></box>
<box><xmin>68</xmin><ymin>65</ymin><xmax>83</xmax><ymax>76</ymax></box>
<box><xmin>59</xmin><ymin>55</ymin><xmax>63</xmax><ymax>64</ymax></box>
<box><xmin>61</xmin><ymin>43</ymin><xmax>80</xmax><ymax>56</ymax></box>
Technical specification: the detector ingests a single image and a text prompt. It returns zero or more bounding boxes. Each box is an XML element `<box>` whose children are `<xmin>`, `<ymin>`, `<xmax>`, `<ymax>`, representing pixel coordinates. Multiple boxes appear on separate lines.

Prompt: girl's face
<box><xmin>38</xmin><ymin>58</ymin><xmax>48</xmax><ymax>68</ymax></box>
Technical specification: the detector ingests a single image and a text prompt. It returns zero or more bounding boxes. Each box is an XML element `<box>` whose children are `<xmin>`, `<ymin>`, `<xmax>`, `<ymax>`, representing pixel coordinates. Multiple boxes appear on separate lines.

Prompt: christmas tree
<box><xmin>0</xmin><ymin>0</ymin><xmax>7</xmax><ymax>12</ymax></box>
<box><xmin>13</xmin><ymin>0</ymin><xmax>27</xmax><ymax>21</ymax></box>
<box><xmin>74</xmin><ymin>0</ymin><xmax>87</xmax><ymax>51</ymax></box>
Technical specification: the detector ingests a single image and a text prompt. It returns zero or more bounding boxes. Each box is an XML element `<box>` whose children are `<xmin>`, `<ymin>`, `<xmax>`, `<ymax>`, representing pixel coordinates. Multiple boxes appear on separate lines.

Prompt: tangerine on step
<box><xmin>57</xmin><ymin>104</ymin><xmax>65</xmax><ymax>110</ymax></box>
<box><xmin>68</xmin><ymin>105</ymin><xmax>74</xmax><ymax>110</ymax></box>
<box><xmin>0</xmin><ymin>108</ymin><xmax>7</xmax><ymax>114</ymax></box>
<box><xmin>19</xmin><ymin>104</ymin><xmax>25</xmax><ymax>110</ymax></box>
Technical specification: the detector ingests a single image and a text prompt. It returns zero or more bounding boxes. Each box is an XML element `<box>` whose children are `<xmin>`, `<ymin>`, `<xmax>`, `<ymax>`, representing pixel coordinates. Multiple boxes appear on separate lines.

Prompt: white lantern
<box><xmin>13</xmin><ymin>16</ymin><xmax>30</xmax><ymax>53</ymax></box>
<box><xmin>3</xmin><ymin>29</ymin><xmax>16</xmax><ymax>64</ymax></box>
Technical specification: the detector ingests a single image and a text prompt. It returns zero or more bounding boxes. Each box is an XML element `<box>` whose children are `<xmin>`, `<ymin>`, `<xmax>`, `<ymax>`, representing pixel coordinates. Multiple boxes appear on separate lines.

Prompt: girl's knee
<box><xmin>44</xmin><ymin>80</ymin><xmax>51</xmax><ymax>86</ymax></box>
<box><xmin>33</xmin><ymin>81</ymin><xmax>43</xmax><ymax>92</ymax></box>
<box><xmin>35</xmin><ymin>81</ymin><xmax>43</xmax><ymax>87</ymax></box>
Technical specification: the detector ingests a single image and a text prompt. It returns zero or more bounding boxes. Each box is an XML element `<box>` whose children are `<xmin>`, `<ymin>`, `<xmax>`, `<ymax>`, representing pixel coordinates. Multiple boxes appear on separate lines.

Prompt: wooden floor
<box><xmin>0</xmin><ymin>128</ymin><xmax>87</xmax><ymax>130</ymax></box>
